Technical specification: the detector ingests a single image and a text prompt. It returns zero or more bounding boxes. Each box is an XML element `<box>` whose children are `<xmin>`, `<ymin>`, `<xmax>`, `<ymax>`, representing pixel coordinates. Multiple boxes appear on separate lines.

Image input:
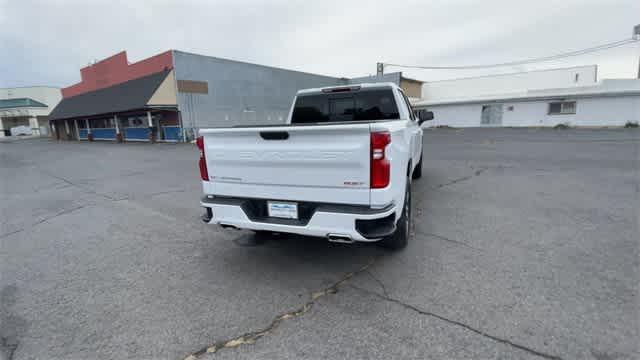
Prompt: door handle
<box><xmin>260</xmin><ymin>131</ymin><xmax>289</xmax><ymax>140</ymax></box>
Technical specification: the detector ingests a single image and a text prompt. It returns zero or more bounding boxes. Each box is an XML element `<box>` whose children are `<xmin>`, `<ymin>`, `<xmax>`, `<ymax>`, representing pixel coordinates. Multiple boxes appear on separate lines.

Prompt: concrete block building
<box><xmin>48</xmin><ymin>50</ymin><xmax>422</xmax><ymax>142</ymax></box>
<box><xmin>0</xmin><ymin>87</ymin><xmax>62</xmax><ymax>137</ymax></box>
<box><xmin>412</xmin><ymin>66</ymin><xmax>640</xmax><ymax>127</ymax></box>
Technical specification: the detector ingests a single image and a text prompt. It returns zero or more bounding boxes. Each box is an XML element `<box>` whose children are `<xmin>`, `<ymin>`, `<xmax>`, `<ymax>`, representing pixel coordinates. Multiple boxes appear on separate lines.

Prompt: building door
<box><xmin>481</xmin><ymin>104</ymin><xmax>503</xmax><ymax>125</ymax></box>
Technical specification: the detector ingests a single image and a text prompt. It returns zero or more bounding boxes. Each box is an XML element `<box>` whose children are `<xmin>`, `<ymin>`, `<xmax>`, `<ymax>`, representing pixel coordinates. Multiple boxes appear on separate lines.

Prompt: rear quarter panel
<box><xmin>370</xmin><ymin>120</ymin><xmax>412</xmax><ymax>211</ymax></box>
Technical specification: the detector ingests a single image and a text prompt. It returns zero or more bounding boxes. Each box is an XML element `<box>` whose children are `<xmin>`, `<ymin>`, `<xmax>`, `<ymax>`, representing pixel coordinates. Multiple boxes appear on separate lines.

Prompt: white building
<box><xmin>0</xmin><ymin>87</ymin><xmax>62</xmax><ymax>137</ymax></box>
<box><xmin>412</xmin><ymin>65</ymin><xmax>640</xmax><ymax>127</ymax></box>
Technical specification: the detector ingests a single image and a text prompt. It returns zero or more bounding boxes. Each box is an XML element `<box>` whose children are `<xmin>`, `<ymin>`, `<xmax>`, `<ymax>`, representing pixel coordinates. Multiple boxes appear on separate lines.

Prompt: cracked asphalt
<box><xmin>1</xmin><ymin>128</ymin><xmax>638</xmax><ymax>360</ymax></box>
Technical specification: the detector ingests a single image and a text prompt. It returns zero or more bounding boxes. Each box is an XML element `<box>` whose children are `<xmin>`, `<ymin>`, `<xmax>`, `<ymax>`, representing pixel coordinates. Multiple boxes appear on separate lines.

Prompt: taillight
<box><xmin>196</xmin><ymin>136</ymin><xmax>209</xmax><ymax>181</ymax></box>
<box><xmin>370</xmin><ymin>131</ymin><xmax>391</xmax><ymax>188</ymax></box>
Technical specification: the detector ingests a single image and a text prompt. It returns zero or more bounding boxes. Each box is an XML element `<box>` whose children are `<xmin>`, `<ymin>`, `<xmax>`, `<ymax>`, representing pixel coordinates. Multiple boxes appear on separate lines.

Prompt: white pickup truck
<box><xmin>198</xmin><ymin>83</ymin><xmax>433</xmax><ymax>249</ymax></box>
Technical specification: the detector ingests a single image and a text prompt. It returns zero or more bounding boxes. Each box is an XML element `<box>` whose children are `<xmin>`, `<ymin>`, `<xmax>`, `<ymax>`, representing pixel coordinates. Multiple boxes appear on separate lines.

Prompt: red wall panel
<box><xmin>62</xmin><ymin>50</ymin><xmax>173</xmax><ymax>98</ymax></box>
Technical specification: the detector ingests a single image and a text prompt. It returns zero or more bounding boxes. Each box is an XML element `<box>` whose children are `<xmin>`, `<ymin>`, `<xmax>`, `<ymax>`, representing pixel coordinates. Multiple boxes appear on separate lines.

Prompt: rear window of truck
<box><xmin>291</xmin><ymin>89</ymin><xmax>399</xmax><ymax>124</ymax></box>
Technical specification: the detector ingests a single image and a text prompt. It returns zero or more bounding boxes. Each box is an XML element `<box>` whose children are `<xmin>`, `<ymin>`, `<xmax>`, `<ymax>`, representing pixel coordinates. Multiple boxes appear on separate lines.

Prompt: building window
<box><xmin>548</xmin><ymin>101</ymin><xmax>576</xmax><ymax>115</ymax></box>
<box><xmin>89</xmin><ymin>118</ymin><xmax>111</xmax><ymax>128</ymax></box>
<box><xmin>130</xmin><ymin>117</ymin><xmax>145</xmax><ymax>127</ymax></box>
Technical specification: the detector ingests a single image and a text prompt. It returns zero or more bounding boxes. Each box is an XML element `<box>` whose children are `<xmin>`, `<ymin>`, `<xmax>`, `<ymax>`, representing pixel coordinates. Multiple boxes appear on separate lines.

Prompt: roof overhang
<box><xmin>49</xmin><ymin>106</ymin><xmax>178</xmax><ymax>122</ymax></box>
<box><xmin>49</xmin><ymin>70</ymin><xmax>176</xmax><ymax>121</ymax></box>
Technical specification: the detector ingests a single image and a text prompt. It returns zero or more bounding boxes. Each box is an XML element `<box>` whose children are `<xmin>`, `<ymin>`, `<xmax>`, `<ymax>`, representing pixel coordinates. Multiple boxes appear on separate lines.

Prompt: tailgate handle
<box><xmin>260</xmin><ymin>131</ymin><xmax>289</xmax><ymax>140</ymax></box>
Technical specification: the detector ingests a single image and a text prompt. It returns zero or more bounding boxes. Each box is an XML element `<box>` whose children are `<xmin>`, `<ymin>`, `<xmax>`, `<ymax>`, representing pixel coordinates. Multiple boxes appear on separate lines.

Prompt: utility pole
<box><xmin>635</xmin><ymin>24</ymin><xmax>640</xmax><ymax>78</ymax></box>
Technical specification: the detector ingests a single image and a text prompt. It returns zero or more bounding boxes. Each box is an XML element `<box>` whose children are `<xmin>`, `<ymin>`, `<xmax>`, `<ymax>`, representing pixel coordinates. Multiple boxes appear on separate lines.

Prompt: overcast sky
<box><xmin>1</xmin><ymin>0</ymin><xmax>638</xmax><ymax>88</ymax></box>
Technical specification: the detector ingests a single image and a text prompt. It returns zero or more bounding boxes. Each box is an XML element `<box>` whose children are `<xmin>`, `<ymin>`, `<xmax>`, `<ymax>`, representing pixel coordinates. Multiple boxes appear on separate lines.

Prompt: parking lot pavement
<box><xmin>0</xmin><ymin>129</ymin><xmax>638</xmax><ymax>360</ymax></box>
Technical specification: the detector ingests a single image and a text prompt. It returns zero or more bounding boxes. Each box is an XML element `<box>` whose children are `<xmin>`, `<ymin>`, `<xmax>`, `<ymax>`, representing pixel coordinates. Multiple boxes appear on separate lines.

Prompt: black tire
<box><xmin>379</xmin><ymin>178</ymin><xmax>411</xmax><ymax>250</ymax></box>
<box><xmin>412</xmin><ymin>154</ymin><xmax>423</xmax><ymax>180</ymax></box>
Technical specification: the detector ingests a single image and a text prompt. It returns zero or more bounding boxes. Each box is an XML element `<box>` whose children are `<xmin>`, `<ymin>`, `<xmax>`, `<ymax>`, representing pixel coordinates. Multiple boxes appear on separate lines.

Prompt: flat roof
<box><xmin>400</xmin><ymin>76</ymin><xmax>424</xmax><ymax>84</ymax></box>
<box><xmin>413</xmin><ymin>78</ymin><xmax>640</xmax><ymax>107</ymax></box>
<box><xmin>173</xmin><ymin>50</ymin><xmax>347</xmax><ymax>81</ymax></box>
<box><xmin>422</xmin><ymin>65</ymin><xmax>597</xmax><ymax>84</ymax></box>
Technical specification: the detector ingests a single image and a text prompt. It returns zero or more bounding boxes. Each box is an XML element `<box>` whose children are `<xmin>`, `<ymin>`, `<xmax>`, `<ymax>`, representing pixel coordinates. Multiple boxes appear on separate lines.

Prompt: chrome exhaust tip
<box><xmin>327</xmin><ymin>233</ymin><xmax>355</xmax><ymax>244</ymax></box>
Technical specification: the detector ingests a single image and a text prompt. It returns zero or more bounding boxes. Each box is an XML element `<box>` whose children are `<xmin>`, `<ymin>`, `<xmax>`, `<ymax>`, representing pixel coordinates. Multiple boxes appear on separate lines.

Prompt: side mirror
<box><xmin>416</xmin><ymin>110</ymin><xmax>434</xmax><ymax>125</ymax></box>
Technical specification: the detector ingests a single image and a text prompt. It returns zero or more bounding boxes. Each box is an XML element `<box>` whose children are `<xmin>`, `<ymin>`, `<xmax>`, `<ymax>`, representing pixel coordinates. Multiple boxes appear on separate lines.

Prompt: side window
<box><xmin>398</xmin><ymin>90</ymin><xmax>415</xmax><ymax>121</ymax></box>
<box><xmin>548</xmin><ymin>101</ymin><xmax>576</xmax><ymax>115</ymax></box>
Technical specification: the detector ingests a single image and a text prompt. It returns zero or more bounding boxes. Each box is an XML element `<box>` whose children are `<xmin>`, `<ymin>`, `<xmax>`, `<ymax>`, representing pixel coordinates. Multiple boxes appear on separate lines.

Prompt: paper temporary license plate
<box><xmin>267</xmin><ymin>201</ymin><xmax>298</xmax><ymax>219</ymax></box>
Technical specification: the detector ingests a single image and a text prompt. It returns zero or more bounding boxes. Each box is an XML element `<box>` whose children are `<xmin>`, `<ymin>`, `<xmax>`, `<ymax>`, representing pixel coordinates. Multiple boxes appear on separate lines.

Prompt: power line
<box><xmin>384</xmin><ymin>37</ymin><xmax>639</xmax><ymax>70</ymax></box>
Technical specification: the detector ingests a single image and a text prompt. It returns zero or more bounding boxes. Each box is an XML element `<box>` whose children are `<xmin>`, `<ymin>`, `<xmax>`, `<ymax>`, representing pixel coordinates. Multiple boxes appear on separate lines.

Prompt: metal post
<box><xmin>74</xmin><ymin>119</ymin><xmax>79</xmax><ymax>140</ymax></box>
<box><xmin>147</xmin><ymin>111</ymin><xmax>156</xmax><ymax>142</ymax></box>
<box><xmin>86</xmin><ymin>119</ymin><xmax>93</xmax><ymax>141</ymax></box>
<box><xmin>64</xmin><ymin>120</ymin><xmax>71</xmax><ymax>140</ymax></box>
<box><xmin>178</xmin><ymin>111</ymin><xmax>186</xmax><ymax>142</ymax></box>
<box><xmin>114</xmin><ymin>115</ymin><xmax>123</xmax><ymax>142</ymax></box>
<box><xmin>634</xmin><ymin>24</ymin><xmax>640</xmax><ymax>78</ymax></box>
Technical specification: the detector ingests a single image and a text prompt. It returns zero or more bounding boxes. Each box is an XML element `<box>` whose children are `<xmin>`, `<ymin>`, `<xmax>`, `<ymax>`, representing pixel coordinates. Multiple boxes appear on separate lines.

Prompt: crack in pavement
<box><xmin>416</xmin><ymin>231</ymin><xmax>481</xmax><ymax>251</ymax></box>
<box><xmin>42</xmin><ymin>171</ymin><xmax>126</xmax><ymax>201</ymax></box>
<box><xmin>0</xmin><ymin>337</ymin><xmax>18</xmax><ymax>360</ymax></box>
<box><xmin>350</xmin><ymin>285</ymin><xmax>563</xmax><ymax>360</ymax></box>
<box><xmin>0</xmin><ymin>205</ymin><xmax>87</xmax><ymax>239</ymax></box>
<box><xmin>31</xmin><ymin>204</ymin><xmax>87</xmax><ymax>227</ymax></box>
<box><xmin>433</xmin><ymin>166</ymin><xmax>488</xmax><ymax>189</ymax></box>
<box><xmin>147</xmin><ymin>189</ymin><xmax>188</xmax><ymax>198</ymax></box>
<box><xmin>182</xmin><ymin>257</ymin><xmax>379</xmax><ymax>360</ymax></box>
<box><xmin>364</xmin><ymin>270</ymin><xmax>389</xmax><ymax>298</ymax></box>
<box><xmin>0</xmin><ymin>229</ymin><xmax>24</xmax><ymax>240</ymax></box>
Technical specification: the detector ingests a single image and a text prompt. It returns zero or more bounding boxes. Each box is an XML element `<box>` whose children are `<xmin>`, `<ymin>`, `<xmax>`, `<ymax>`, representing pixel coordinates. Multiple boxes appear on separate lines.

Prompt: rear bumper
<box><xmin>200</xmin><ymin>196</ymin><xmax>396</xmax><ymax>242</ymax></box>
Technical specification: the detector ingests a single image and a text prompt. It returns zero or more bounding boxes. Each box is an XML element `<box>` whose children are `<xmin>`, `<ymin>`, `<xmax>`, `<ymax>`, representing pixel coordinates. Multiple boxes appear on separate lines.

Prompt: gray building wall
<box><xmin>172</xmin><ymin>51</ymin><xmax>346</xmax><ymax>139</ymax></box>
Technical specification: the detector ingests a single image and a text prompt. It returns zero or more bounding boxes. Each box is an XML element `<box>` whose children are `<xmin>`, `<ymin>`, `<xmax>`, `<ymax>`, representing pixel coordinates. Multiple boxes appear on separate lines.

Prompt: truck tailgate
<box><xmin>201</xmin><ymin>124</ymin><xmax>371</xmax><ymax>205</ymax></box>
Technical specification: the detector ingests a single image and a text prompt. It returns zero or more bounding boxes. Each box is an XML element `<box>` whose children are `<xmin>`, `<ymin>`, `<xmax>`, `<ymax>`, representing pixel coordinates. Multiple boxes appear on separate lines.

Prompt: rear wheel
<box><xmin>379</xmin><ymin>178</ymin><xmax>411</xmax><ymax>250</ymax></box>
<box><xmin>412</xmin><ymin>154</ymin><xmax>423</xmax><ymax>179</ymax></box>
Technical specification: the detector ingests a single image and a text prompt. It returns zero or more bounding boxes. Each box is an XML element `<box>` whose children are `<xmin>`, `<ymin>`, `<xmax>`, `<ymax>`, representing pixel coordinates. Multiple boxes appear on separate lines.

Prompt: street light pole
<box><xmin>634</xmin><ymin>24</ymin><xmax>640</xmax><ymax>78</ymax></box>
